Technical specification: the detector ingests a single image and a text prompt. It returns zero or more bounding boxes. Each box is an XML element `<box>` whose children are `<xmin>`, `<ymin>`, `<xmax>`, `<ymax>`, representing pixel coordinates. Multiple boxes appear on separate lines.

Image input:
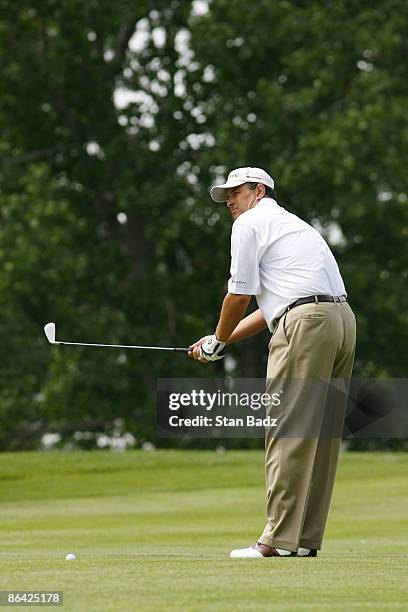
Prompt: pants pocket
<box><xmin>299</xmin><ymin>313</ymin><xmax>328</xmax><ymax>319</ymax></box>
<box><xmin>270</xmin><ymin>313</ymin><xmax>289</xmax><ymax>349</ymax></box>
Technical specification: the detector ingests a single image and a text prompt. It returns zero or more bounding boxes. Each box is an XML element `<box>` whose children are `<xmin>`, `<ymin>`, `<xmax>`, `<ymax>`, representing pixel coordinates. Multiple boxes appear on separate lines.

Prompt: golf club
<box><xmin>44</xmin><ymin>322</ymin><xmax>190</xmax><ymax>352</ymax></box>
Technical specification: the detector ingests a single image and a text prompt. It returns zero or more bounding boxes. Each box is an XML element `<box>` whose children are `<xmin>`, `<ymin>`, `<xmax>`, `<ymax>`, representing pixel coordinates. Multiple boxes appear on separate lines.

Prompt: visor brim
<box><xmin>210</xmin><ymin>180</ymin><xmax>246</xmax><ymax>202</ymax></box>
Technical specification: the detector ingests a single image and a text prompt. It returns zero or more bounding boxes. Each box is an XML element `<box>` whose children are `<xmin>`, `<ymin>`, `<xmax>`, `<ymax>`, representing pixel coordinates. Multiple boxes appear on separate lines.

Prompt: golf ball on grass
<box><xmin>65</xmin><ymin>553</ymin><xmax>76</xmax><ymax>561</ymax></box>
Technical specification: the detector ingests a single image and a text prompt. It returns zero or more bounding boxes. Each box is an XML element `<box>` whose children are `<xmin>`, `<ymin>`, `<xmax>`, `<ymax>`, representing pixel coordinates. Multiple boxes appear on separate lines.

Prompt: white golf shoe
<box><xmin>230</xmin><ymin>543</ymin><xmax>296</xmax><ymax>558</ymax></box>
<box><xmin>229</xmin><ymin>545</ymin><xmax>264</xmax><ymax>558</ymax></box>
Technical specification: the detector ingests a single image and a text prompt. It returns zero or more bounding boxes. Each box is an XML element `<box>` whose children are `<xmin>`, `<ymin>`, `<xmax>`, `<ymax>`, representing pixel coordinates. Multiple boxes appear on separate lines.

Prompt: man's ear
<box><xmin>257</xmin><ymin>183</ymin><xmax>266</xmax><ymax>198</ymax></box>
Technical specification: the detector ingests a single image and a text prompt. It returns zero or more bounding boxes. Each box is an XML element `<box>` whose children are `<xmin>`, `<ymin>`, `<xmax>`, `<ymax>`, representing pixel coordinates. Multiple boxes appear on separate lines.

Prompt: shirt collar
<box><xmin>256</xmin><ymin>197</ymin><xmax>279</xmax><ymax>209</ymax></box>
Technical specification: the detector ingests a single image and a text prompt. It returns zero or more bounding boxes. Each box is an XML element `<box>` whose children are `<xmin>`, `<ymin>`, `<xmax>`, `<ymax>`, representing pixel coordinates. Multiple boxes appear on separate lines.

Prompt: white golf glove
<box><xmin>200</xmin><ymin>335</ymin><xmax>226</xmax><ymax>362</ymax></box>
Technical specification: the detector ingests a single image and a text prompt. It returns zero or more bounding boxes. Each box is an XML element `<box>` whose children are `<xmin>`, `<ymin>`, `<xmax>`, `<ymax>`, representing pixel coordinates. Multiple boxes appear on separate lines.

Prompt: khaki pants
<box><xmin>258</xmin><ymin>301</ymin><xmax>356</xmax><ymax>551</ymax></box>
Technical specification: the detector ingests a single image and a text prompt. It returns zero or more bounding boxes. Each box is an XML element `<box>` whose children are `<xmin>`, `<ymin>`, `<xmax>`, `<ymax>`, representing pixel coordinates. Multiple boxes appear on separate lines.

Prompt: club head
<box><xmin>44</xmin><ymin>322</ymin><xmax>57</xmax><ymax>344</ymax></box>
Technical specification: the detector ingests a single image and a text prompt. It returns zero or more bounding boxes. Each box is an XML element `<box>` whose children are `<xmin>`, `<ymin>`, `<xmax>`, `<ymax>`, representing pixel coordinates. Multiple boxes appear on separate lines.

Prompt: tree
<box><xmin>0</xmin><ymin>0</ymin><xmax>406</xmax><ymax>449</ymax></box>
<box><xmin>186</xmin><ymin>0</ymin><xmax>408</xmax><ymax>376</ymax></box>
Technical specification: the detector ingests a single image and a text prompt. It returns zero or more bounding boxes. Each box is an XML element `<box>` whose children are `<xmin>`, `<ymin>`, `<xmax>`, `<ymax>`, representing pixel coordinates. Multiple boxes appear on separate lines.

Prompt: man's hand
<box><xmin>188</xmin><ymin>335</ymin><xmax>211</xmax><ymax>363</ymax></box>
<box><xmin>201</xmin><ymin>334</ymin><xmax>226</xmax><ymax>361</ymax></box>
<box><xmin>188</xmin><ymin>335</ymin><xmax>225</xmax><ymax>363</ymax></box>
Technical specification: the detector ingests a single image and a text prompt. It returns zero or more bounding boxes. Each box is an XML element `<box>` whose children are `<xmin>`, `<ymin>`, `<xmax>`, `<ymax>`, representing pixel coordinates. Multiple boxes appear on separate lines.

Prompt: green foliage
<box><xmin>0</xmin><ymin>1</ymin><xmax>406</xmax><ymax>448</ymax></box>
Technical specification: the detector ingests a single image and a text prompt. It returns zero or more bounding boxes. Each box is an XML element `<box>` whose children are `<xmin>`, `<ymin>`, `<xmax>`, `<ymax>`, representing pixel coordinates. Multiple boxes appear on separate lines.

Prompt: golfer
<box><xmin>189</xmin><ymin>167</ymin><xmax>356</xmax><ymax>558</ymax></box>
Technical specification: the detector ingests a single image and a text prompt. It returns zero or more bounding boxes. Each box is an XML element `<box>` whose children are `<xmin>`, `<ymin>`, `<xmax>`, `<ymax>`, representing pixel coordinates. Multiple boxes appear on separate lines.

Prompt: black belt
<box><xmin>286</xmin><ymin>294</ymin><xmax>347</xmax><ymax>312</ymax></box>
<box><xmin>273</xmin><ymin>294</ymin><xmax>347</xmax><ymax>328</ymax></box>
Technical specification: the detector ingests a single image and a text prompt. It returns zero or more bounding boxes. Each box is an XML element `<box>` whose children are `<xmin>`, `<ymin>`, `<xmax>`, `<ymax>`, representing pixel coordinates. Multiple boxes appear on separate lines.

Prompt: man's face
<box><xmin>226</xmin><ymin>183</ymin><xmax>263</xmax><ymax>220</ymax></box>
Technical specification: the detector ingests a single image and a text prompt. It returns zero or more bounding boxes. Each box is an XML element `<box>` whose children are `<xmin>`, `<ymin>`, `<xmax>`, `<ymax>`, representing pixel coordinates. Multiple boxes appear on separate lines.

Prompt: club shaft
<box><xmin>56</xmin><ymin>340</ymin><xmax>189</xmax><ymax>352</ymax></box>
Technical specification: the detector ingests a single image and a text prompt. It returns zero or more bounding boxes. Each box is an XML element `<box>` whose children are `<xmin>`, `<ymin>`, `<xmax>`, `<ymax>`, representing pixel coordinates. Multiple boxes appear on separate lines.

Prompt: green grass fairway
<box><xmin>0</xmin><ymin>451</ymin><xmax>407</xmax><ymax>611</ymax></box>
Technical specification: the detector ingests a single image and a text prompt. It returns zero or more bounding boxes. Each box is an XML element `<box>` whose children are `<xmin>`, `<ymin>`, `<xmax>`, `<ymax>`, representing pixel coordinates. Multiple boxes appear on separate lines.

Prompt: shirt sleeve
<box><xmin>228</xmin><ymin>222</ymin><xmax>261</xmax><ymax>295</ymax></box>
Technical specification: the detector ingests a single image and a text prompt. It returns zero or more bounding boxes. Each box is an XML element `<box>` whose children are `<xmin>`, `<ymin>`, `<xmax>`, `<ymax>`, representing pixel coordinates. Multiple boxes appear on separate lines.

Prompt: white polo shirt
<box><xmin>228</xmin><ymin>198</ymin><xmax>346</xmax><ymax>330</ymax></box>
